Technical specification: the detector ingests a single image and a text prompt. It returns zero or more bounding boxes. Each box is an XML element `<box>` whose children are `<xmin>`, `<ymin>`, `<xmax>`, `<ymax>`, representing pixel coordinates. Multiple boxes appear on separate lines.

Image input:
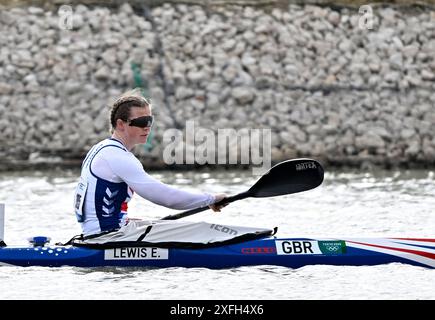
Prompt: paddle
<box><xmin>161</xmin><ymin>158</ymin><xmax>324</xmax><ymax>220</ymax></box>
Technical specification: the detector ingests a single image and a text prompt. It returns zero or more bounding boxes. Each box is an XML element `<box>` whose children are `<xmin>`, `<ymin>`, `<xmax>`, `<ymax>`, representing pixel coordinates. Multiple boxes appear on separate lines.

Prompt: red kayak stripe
<box><xmin>391</xmin><ymin>238</ymin><xmax>435</xmax><ymax>243</ymax></box>
<box><xmin>346</xmin><ymin>240</ymin><xmax>435</xmax><ymax>260</ymax></box>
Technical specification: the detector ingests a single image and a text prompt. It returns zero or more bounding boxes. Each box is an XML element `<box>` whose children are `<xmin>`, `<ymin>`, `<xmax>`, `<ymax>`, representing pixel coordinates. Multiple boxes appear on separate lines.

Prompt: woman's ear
<box><xmin>116</xmin><ymin>119</ymin><xmax>126</xmax><ymax>131</ymax></box>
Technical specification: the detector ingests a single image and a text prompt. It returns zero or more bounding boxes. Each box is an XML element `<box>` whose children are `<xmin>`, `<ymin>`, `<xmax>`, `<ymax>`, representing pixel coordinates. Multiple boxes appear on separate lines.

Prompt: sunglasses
<box><xmin>127</xmin><ymin>116</ymin><xmax>154</xmax><ymax>128</ymax></box>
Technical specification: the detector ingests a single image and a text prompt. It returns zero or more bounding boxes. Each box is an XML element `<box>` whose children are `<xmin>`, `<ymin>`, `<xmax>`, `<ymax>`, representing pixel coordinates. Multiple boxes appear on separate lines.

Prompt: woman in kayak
<box><xmin>73</xmin><ymin>89</ymin><xmax>227</xmax><ymax>238</ymax></box>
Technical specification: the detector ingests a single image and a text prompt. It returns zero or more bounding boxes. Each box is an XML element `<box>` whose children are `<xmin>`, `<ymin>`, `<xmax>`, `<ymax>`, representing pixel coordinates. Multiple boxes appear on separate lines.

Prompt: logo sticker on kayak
<box><xmin>275</xmin><ymin>240</ymin><xmax>346</xmax><ymax>255</ymax></box>
<box><xmin>317</xmin><ymin>241</ymin><xmax>346</xmax><ymax>254</ymax></box>
<box><xmin>104</xmin><ymin>247</ymin><xmax>169</xmax><ymax>260</ymax></box>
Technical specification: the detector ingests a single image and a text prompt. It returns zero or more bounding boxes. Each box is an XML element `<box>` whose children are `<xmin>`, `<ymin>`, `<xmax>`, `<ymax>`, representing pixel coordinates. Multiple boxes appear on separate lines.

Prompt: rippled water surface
<box><xmin>0</xmin><ymin>168</ymin><xmax>434</xmax><ymax>299</ymax></box>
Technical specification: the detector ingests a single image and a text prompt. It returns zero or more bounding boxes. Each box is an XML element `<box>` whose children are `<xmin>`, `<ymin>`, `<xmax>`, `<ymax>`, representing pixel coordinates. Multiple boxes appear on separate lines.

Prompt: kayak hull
<box><xmin>0</xmin><ymin>237</ymin><xmax>434</xmax><ymax>269</ymax></box>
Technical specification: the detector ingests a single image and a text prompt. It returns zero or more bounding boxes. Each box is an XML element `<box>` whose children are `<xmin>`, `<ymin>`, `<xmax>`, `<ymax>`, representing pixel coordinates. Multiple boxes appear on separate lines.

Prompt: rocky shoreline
<box><xmin>0</xmin><ymin>3</ymin><xmax>434</xmax><ymax>171</ymax></box>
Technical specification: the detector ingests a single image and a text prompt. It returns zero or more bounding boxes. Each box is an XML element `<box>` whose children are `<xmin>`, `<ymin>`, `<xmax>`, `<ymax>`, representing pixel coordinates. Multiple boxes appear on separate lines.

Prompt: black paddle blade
<box><xmin>248</xmin><ymin>158</ymin><xmax>324</xmax><ymax>198</ymax></box>
<box><xmin>161</xmin><ymin>158</ymin><xmax>324</xmax><ymax>221</ymax></box>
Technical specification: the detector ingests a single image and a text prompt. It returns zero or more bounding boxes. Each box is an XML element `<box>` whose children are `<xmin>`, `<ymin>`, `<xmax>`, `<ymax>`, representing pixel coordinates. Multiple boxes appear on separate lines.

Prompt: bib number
<box><xmin>74</xmin><ymin>178</ymin><xmax>88</xmax><ymax>222</ymax></box>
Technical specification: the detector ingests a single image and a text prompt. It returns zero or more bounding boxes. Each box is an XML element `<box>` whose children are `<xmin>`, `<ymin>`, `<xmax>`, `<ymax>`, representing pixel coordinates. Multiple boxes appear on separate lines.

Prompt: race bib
<box><xmin>74</xmin><ymin>178</ymin><xmax>88</xmax><ymax>222</ymax></box>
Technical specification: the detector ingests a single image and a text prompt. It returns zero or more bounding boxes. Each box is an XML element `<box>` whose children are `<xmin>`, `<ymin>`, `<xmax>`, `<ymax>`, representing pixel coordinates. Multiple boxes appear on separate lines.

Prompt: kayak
<box><xmin>0</xmin><ymin>160</ymin><xmax>433</xmax><ymax>269</ymax></box>
<box><xmin>0</xmin><ymin>236</ymin><xmax>434</xmax><ymax>268</ymax></box>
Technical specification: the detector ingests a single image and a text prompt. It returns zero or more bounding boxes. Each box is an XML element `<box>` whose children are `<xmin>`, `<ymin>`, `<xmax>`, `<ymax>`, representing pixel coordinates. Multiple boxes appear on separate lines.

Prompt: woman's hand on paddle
<box><xmin>209</xmin><ymin>193</ymin><xmax>228</xmax><ymax>212</ymax></box>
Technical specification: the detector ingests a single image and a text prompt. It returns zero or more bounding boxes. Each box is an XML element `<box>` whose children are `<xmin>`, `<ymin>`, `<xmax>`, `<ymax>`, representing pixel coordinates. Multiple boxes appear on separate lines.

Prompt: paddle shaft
<box><xmin>161</xmin><ymin>192</ymin><xmax>249</xmax><ymax>220</ymax></box>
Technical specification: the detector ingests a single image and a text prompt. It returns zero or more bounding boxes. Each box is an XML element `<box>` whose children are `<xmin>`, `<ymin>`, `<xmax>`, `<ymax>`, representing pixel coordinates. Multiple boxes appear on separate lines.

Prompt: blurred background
<box><xmin>0</xmin><ymin>0</ymin><xmax>434</xmax><ymax>171</ymax></box>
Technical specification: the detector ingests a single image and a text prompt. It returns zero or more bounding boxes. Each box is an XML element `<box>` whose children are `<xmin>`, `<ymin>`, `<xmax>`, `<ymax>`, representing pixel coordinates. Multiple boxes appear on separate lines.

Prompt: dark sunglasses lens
<box><xmin>129</xmin><ymin>116</ymin><xmax>153</xmax><ymax>128</ymax></box>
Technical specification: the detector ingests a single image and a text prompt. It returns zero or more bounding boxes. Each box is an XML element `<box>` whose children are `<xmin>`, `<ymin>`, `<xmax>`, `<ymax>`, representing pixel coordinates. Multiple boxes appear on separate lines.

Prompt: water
<box><xmin>0</xmin><ymin>168</ymin><xmax>434</xmax><ymax>300</ymax></box>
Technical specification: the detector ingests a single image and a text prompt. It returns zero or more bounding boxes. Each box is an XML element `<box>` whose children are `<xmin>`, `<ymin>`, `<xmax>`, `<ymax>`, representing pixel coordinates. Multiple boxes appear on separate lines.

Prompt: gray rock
<box><xmin>405</xmin><ymin>139</ymin><xmax>421</xmax><ymax>156</ymax></box>
<box><xmin>389</xmin><ymin>53</ymin><xmax>403</xmax><ymax>70</ymax></box>
<box><xmin>187</xmin><ymin>70</ymin><xmax>205</xmax><ymax>84</ymax></box>
<box><xmin>231</xmin><ymin>87</ymin><xmax>255</xmax><ymax>104</ymax></box>
<box><xmin>206</xmin><ymin>94</ymin><xmax>220</xmax><ymax>109</ymax></box>
<box><xmin>95</xmin><ymin>66</ymin><xmax>110</xmax><ymax>80</ymax></box>
<box><xmin>176</xmin><ymin>87</ymin><xmax>194</xmax><ymax>100</ymax></box>
<box><xmin>328</xmin><ymin>11</ymin><xmax>340</xmax><ymax>26</ymax></box>
<box><xmin>355</xmin><ymin>133</ymin><xmax>386</xmax><ymax>149</ymax></box>
<box><xmin>421</xmin><ymin>70</ymin><xmax>435</xmax><ymax>80</ymax></box>
<box><xmin>222</xmin><ymin>64</ymin><xmax>240</xmax><ymax>84</ymax></box>
<box><xmin>401</xmin><ymin>128</ymin><xmax>416</xmax><ymax>140</ymax></box>
<box><xmin>28</xmin><ymin>6</ymin><xmax>45</xmax><ymax>15</ymax></box>
<box><xmin>385</xmin><ymin>71</ymin><xmax>401</xmax><ymax>83</ymax></box>
<box><xmin>338</xmin><ymin>39</ymin><xmax>353</xmax><ymax>52</ymax></box>
<box><xmin>222</xmin><ymin>39</ymin><xmax>236</xmax><ymax>52</ymax></box>
<box><xmin>119</xmin><ymin>3</ymin><xmax>134</xmax><ymax>14</ymax></box>
<box><xmin>0</xmin><ymin>83</ymin><xmax>13</xmax><ymax>94</ymax></box>
<box><xmin>64</xmin><ymin>81</ymin><xmax>82</xmax><ymax>94</ymax></box>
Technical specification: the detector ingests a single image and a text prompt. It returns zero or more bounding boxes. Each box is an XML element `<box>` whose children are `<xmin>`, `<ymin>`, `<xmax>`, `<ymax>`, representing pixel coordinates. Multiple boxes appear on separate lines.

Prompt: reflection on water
<box><xmin>0</xmin><ymin>167</ymin><xmax>434</xmax><ymax>299</ymax></box>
